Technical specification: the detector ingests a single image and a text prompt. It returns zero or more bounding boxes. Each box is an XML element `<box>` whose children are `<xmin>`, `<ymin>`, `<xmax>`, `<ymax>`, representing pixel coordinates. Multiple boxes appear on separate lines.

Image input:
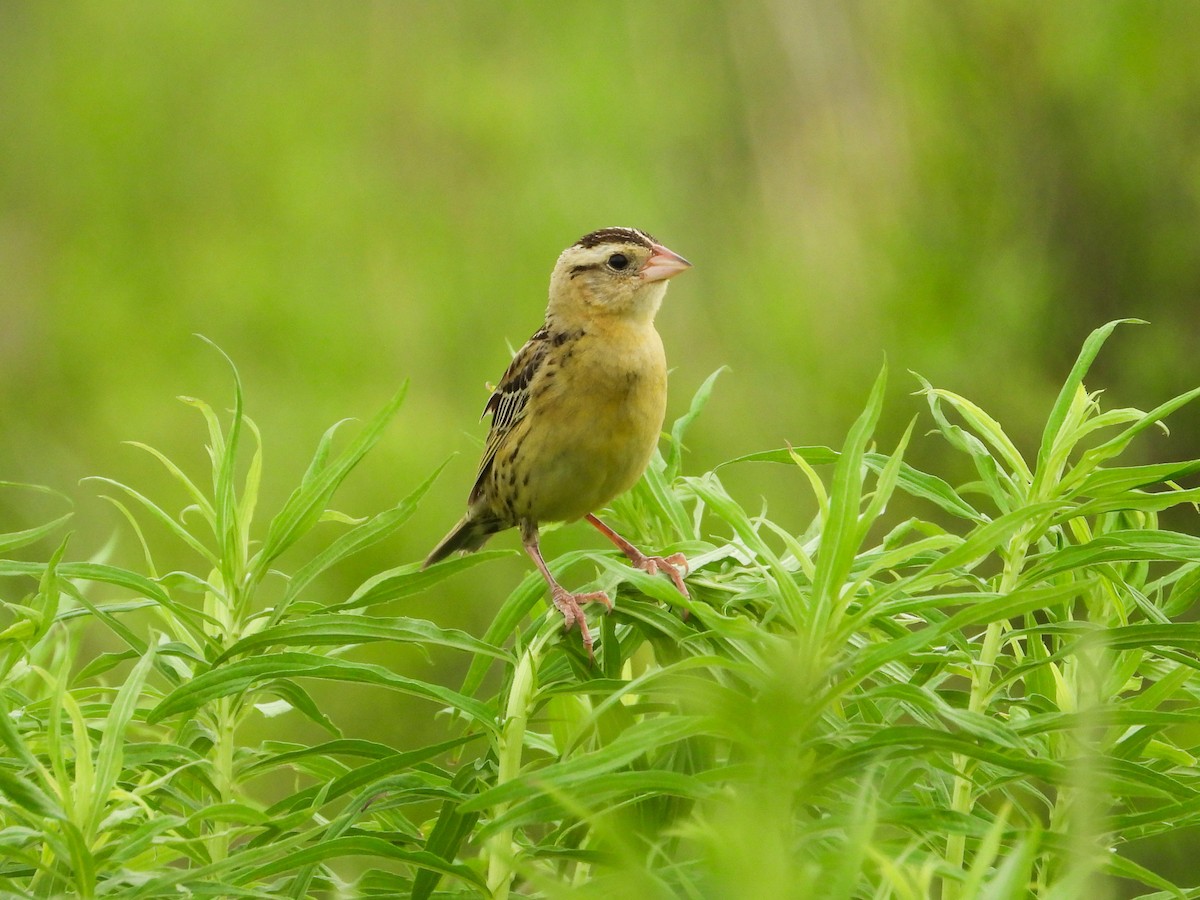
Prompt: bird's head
<box><xmin>546</xmin><ymin>227</ymin><xmax>691</xmax><ymax>326</ymax></box>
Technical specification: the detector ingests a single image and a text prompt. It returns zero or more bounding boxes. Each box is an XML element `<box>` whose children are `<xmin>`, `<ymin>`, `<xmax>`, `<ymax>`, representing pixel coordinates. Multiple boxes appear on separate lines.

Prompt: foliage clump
<box><xmin>2</xmin><ymin>322</ymin><xmax>1199</xmax><ymax>898</ymax></box>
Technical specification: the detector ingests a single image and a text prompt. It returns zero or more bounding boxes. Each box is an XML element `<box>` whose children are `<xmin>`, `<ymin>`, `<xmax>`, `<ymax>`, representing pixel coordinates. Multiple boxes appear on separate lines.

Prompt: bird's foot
<box><xmin>551</xmin><ymin>586</ymin><xmax>613</xmax><ymax>661</ymax></box>
<box><xmin>584</xmin><ymin>515</ymin><xmax>691</xmax><ymax>601</ymax></box>
<box><xmin>628</xmin><ymin>551</ymin><xmax>691</xmax><ymax>598</ymax></box>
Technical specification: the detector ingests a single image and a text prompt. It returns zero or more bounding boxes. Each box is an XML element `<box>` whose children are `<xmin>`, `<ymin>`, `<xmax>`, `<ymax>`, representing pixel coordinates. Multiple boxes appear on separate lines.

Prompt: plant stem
<box><xmin>943</xmin><ymin>527</ymin><xmax>1030</xmax><ymax>899</ymax></box>
<box><xmin>486</xmin><ymin>629</ymin><xmax>550</xmax><ymax>898</ymax></box>
<box><xmin>209</xmin><ymin>696</ymin><xmax>237</xmax><ymax>863</ymax></box>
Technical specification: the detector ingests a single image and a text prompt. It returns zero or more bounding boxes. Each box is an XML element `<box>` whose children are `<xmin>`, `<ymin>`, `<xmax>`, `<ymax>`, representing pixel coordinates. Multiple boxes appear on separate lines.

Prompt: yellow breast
<box><xmin>509</xmin><ymin>323</ymin><xmax>667</xmax><ymax>523</ymax></box>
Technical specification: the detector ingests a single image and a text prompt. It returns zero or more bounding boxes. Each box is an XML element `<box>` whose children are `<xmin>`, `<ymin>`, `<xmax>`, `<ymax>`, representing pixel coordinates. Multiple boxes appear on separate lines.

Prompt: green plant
<box><xmin>0</xmin><ymin>346</ymin><xmax>502</xmax><ymax>897</ymax></box>
<box><xmin>2</xmin><ymin>322</ymin><xmax>1200</xmax><ymax>898</ymax></box>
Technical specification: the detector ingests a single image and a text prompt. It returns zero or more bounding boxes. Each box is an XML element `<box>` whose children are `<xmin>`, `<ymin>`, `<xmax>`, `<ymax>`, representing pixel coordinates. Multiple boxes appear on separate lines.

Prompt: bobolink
<box><xmin>425</xmin><ymin>227</ymin><xmax>693</xmax><ymax>658</ymax></box>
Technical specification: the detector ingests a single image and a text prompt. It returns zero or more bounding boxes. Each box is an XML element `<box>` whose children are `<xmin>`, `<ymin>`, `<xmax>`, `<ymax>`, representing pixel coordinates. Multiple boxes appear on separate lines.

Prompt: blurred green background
<box><xmin>3</xmin><ymin>0</ymin><xmax>1200</xmax><ymax>754</ymax></box>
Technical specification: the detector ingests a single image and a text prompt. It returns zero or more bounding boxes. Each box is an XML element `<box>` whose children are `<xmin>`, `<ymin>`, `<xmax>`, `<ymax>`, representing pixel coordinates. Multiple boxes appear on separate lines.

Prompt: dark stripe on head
<box><xmin>574</xmin><ymin>227</ymin><xmax>656</xmax><ymax>250</ymax></box>
<box><xmin>569</xmin><ymin>263</ymin><xmax>599</xmax><ymax>279</ymax></box>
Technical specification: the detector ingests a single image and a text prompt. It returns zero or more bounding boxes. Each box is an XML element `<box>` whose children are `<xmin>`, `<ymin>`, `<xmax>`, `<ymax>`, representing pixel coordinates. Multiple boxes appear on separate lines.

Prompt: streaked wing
<box><xmin>469</xmin><ymin>325</ymin><xmax>553</xmax><ymax>503</ymax></box>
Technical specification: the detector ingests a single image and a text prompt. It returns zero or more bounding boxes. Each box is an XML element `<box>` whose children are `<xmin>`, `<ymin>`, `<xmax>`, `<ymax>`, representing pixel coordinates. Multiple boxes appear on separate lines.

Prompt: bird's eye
<box><xmin>607</xmin><ymin>253</ymin><xmax>629</xmax><ymax>271</ymax></box>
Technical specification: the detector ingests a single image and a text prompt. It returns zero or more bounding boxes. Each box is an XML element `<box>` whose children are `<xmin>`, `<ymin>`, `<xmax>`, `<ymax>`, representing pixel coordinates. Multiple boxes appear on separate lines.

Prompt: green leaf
<box><xmin>329</xmin><ymin>549</ymin><xmax>513</xmax><ymax>612</ymax></box>
<box><xmin>919</xmin><ymin>376</ymin><xmax>1022</xmax><ymax>509</ymax></box>
<box><xmin>628</xmin><ymin>447</ymin><xmax>694</xmax><ymax>542</ymax></box>
<box><xmin>58</xmin><ymin>818</ymin><xmax>97</xmax><ymax>897</ymax></box>
<box><xmin>251</xmin><ymin>382</ymin><xmax>408</xmax><ymax>582</ymax></box>
<box><xmin>259</xmin><ymin>679</ymin><xmax>343</xmax><ymax>737</ymax></box>
<box><xmin>460</xmin><ymin>714</ymin><xmax>711</xmax><ymax>813</ymax></box>
<box><xmin>1083</xmin><ymin>457</ymin><xmax>1200</xmax><ymax>495</ymax></box>
<box><xmin>478</xmin><ymin>768</ymin><xmax>716</xmax><ymax>839</ymax></box>
<box><xmin>58</xmin><ymin>590</ymin><xmax>152</xmax><ymax>657</ymax></box>
<box><xmin>21</xmin><ymin>534</ymin><xmax>70</xmax><ymax>645</ymax></box>
<box><xmin>1038</xmin><ymin>319</ymin><xmax>1143</xmax><ymax>471</ymax></box>
<box><xmin>1075</xmin><ymin>384</ymin><xmax>1200</xmax><ymax>473</ymax></box>
<box><xmin>122</xmin><ymin>440</ymin><xmax>215</xmax><ymax>523</ymax></box>
<box><xmin>720</xmin><ymin>446</ymin><xmax>980</xmax><ymax>520</ymax></box>
<box><xmin>979</xmin><ymin>834</ymin><xmax>1039</xmax><ymax>900</ymax></box>
<box><xmin>834</xmin><ymin>581</ymin><xmax>1090</xmax><ymax>690</ymax></box>
<box><xmin>719</xmin><ymin>446</ymin><xmax>840</xmax><ymax>467</ymax></box>
<box><xmin>0</xmin><ymin>482</ymin><xmax>73</xmax><ymax>553</ymax></box>
<box><xmin>147</xmin><ymin>651</ymin><xmax>495</xmax><ymax>728</ymax></box>
<box><xmin>666</xmin><ymin>367</ymin><xmax>727</xmax><ymax>479</ymax></box>
<box><xmin>88</xmin><ymin>639</ymin><xmax>158</xmax><ymax>837</ymax></box>
<box><xmin>1</xmin><ymin>560</ymin><xmax>216</xmax><ymax>648</ymax></box>
<box><xmin>195</xmin><ymin>335</ymin><xmax>247</xmax><ymax>592</ymax></box>
<box><xmin>237</xmin><ymin>416</ymin><xmax>264</xmax><ymax>553</ymax></box>
<box><xmin>1102</xmin><ymin>851</ymin><xmax>1189</xmax><ymax>896</ymax></box>
<box><xmin>411</xmin><ymin>760</ymin><xmax>490</xmax><ymax>900</ymax></box>
<box><xmin>0</xmin><ymin>768</ymin><xmax>60</xmax><ymax>821</ymax></box>
<box><xmin>218</xmin><ymin>614</ymin><xmax>509</xmax><ymax>664</ymax></box>
<box><xmin>245</xmin><ymin>735</ymin><xmax>473</xmax><ymax>779</ymax></box>
<box><xmin>271</xmin><ymin>755</ymin><xmax>466</xmax><ymax>820</ymax></box>
<box><xmin>856</xmin><ymin>419</ymin><xmax>915</xmax><ymax>549</ymax></box>
<box><xmin>923</xmin><ymin>386</ymin><xmax>1031</xmax><ymax>483</ymax></box>
<box><xmin>0</xmin><ymin>513</ymin><xmax>73</xmax><ymax>556</ymax></box>
<box><xmin>239</xmin><ymin>836</ymin><xmax>488</xmax><ymax>890</ymax></box>
<box><xmin>75</xmin><ymin>649</ymin><xmax>139</xmax><ymax>682</ymax></box>
<box><xmin>277</xmin><ymin>459</ymin><xmax>450</xmax><ymax>614</ymax></box>
<box><xmin>1061</xmin><ymin>486</ymin><xmax>1200</xmax><ymax>520</ymax></box>
<box><xmin>916</xmin><ymin>501</ymin><xmax>1064</xmax><ymax>581</ymax></box>
<box><xmin>684</xmin><ymin>474</ymin><xmax>807</xmax><ymax>629</ymax></box>
<box><xmin>1027</xmin><ymin>530</ymin><xmax>1200</xmax><ymax>581</ymax></box>
<box><xmin>84</xmin><ymin>476</ymin><xmax>216</xmax><ymax>564</ymax></box>
<box><xmin>811</xmin><ymin>366</ymin><xmax>886</xmax><ymax>635</ymax></box>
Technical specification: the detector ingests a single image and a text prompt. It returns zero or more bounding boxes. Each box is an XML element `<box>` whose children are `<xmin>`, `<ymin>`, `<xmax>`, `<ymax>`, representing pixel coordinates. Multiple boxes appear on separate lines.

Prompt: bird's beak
<box><xmin>640</xmin><ymin>243</ymin><xmax>693</xmax><ymax>283</ymax></box>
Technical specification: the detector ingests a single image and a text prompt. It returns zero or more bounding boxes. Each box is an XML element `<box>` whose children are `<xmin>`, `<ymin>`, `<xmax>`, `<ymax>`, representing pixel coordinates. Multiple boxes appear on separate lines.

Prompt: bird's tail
<box><xmin>423</xmin><ymin>513</ymin><xmax>503</xmax><ymax>568</ymax></box>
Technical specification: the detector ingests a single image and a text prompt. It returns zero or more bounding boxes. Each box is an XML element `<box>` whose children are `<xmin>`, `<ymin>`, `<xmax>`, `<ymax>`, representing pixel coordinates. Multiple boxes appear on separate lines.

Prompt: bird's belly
<box><xmin>517</xmin><ymin>355</ymin><xmax>666</xmax><ymax>523</ymax></box>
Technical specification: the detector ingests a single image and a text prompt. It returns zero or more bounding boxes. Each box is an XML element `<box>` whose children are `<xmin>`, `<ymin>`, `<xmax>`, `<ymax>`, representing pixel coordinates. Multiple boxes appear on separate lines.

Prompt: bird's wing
<box><xmin>469</xmin><ymin>324</ymin><xmax>554</xmax><ymax>504</ymax></box>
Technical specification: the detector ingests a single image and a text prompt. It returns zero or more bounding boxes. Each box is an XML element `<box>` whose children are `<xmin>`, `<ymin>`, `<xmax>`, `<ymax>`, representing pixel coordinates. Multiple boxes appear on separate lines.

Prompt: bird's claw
<box><xmin>632</xmin><ymin>551</ymin><xmax>691</xmax><ymax>598</ymax></box>
<box><xmin>551</xmin><ymin>586</ymin><xmax>613</xmax><ymax>661</ymax></box>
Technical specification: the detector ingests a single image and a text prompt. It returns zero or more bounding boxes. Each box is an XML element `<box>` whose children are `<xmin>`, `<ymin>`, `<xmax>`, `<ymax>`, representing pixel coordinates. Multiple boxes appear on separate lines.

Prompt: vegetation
<box><xmin>2</xmin><ymin>322</ymin><xmax>1199</xmax><ymax>898</ymax></box>
<box><xmin>4</xmin><ymin>5</ymin><xmax>1200</xmax><ymax>895</ymax></box>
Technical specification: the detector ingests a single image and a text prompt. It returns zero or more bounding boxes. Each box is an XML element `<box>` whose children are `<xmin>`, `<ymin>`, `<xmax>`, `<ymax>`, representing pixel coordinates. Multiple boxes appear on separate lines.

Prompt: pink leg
<box><xmin>585</xmin><ymin>514</ymin><xmax>690</xmax><ymax>598</ymax></box>
<box><xmin>522</xmin><ymin>522</ymin><xmax>612</xmax><ymax>660</ymax></box>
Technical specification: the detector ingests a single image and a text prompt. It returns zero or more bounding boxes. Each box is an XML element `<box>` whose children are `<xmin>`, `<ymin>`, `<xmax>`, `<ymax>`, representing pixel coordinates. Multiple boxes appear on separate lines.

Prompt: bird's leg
<box><xmin>585</xmin><ymin>514</ymin><xmax>690</xmax><ymax>598</ymax></box>
<box><xmin>521</xmin><ymin>522</ymin><xmax>612</xmax><ymax>660</ymax></box>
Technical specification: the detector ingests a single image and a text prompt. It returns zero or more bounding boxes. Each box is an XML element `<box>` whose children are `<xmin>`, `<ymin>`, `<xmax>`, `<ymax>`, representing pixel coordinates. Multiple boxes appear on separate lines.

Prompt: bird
<box><xmin>424</xmin><ymin>226</ymin><xmax>693</xmax><ymax>659</ymax></box>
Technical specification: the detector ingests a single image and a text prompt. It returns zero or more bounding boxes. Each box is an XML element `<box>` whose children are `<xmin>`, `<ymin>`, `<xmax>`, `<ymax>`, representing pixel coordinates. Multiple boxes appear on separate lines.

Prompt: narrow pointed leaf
<box><xmin>1038</xmin><ymin>319</ymin><xmax>1143</xmax><ymax>469</ymax></box>
<box><xmin>147</xmin><ymin>651</ymin><xmax>494</xmax><ymax>728</ymax></box>
<box><xmin>252</xmin><ymin>382</ymin><xmax>408</xmax><ymax>580</ymax></box>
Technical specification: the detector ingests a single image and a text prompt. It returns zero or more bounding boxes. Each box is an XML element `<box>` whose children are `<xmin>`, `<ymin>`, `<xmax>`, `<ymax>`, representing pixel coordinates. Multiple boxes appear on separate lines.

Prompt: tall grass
<box><xmin>2</xmin><ymin>321</ymin><xmax>1199</xmax><ymax>898</ymax></box>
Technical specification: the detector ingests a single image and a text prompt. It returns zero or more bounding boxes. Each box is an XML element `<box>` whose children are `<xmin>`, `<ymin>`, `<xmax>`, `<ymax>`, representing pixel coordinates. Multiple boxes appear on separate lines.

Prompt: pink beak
<box><xmin>640</xmin><ymin>242</ymin><xmax>693</xmax><ymax>283</ymax></box>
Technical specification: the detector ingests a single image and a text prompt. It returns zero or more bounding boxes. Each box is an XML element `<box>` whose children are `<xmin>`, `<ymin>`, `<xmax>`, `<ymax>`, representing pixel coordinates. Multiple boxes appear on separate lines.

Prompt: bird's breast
<box><xmin>517</xmin><ymin>325</ymin><xmax>667</xmax><ymax>522</ymax></box>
